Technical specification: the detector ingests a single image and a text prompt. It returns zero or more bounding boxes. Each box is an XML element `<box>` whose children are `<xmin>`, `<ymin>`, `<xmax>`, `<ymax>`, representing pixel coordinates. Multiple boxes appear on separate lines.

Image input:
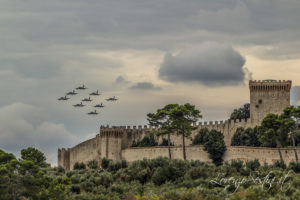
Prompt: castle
<box><xmin>58</xmin><ymin>80</ymin><xmax>299</xmax><ymax>170</ymax></box>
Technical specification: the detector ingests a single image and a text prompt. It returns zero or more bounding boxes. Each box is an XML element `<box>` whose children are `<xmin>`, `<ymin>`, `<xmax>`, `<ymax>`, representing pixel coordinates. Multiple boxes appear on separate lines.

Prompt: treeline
<box><xmin>2</xmin><ymin>148</ymin><xmax>300</xmax><ymax>200</ymax></box>
<box><xmin>231</xmin><ymin>106</ymin><xmax>300</xmax><ymax>162</ymax></box>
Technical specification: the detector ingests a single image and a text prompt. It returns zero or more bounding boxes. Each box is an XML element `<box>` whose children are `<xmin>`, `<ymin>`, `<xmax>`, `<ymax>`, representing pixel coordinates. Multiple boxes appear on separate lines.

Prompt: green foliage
<box><xmin>289</xmin><ymin>162</ymin><xmax>300</xmax><ymax>173</ymax></box>
<box><xmin>231</xmin><ymin>127</ymin><xmax>261</xmax><ymax>147</ymax></box>
<box><xmin>258</xmin><ymin>113</ymin><xmax>292</xmax><ymax>148</ymax></box>
<box><xmin>21</xmin><ymin>147</ymin><xmax>49</xmax><ymax>167</ymax></box>
<box><xmin>203</xmin><ymin>130</ymin><xmax>227</xmax><ymax>166</ymax></box>
<box><xmin>272</xmin><ymin>160</ymin><xmax>287</xmax><ymax>169</ymax></box>
<box><xmin>245</xmin><ymin>159</ymin><xmax>260</xmax><ymax>171</ymax></box>
<box><xmin>192</xmin><ymin>128</ymin><xmax>209</xmax><ymax>145</ymax></box>
<box><xmin>87</xmin><ymin>160</ymin><xmax>98</xmax><ymax>169</ymax></box>
<box><xmin>131</xmin><ymin>132</ymin><xmax>158</xmax><ymax>147</ymax></box>
<box><xmin>230</xmin><ymin>103</ymin><xmax>250</xmax><ymax>120</ymax></box>
<box><xmin>101</xmin><ymin>157</ymin><xmax>110</xmax><ymax>169</ymax></box>
<box><xmin>73</xmin><ymin>162</ymin><xmax>86</xmax><ymax>170</ymax></box>
<box><xmin>0</xmin><ymin>149</ymin><xmax>67</xmax><ymax>199</ymax></box>
<box><xmin>159</xmin><ymin>138</ymin><xmax>174</xmax><ymax>146</ymax></box>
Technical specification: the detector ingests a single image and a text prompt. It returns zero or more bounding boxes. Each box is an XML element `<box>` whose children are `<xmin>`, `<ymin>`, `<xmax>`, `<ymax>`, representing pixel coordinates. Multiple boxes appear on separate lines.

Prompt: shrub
<box><xmin>73</xmin><ymin>162</ymin><xmax>86</xmax><ymax>170</ymax></box>
<box><xmin>187</xmin><ymin>166</ymin><xmax>209</xmax><ymax>180</ymax></box>
<box><xmin>87</xmin><ymin>160</ymin><xmax>99</xmax><ymax>169</ymax></box>
<box><xmin>289</xmin><ymin>162</ymin><xmax>300</xmax><ymax>173</ymax></box>
<box><xmin>70</xmin><ymin>185</ymin><xmax>81</xmax><ymax>194</ymax></box>
<box><xmin>121</xmin><ymin>160</ymin><xmax>128</xmax><ymax>168</ymax></box>
<box><xmin>159</xmin><ymin>138</ymin><xmax>174</xmax><ymax>146</ymax></box>
<box><xmin>108</xmin><ymin>161</ymin><xmax>122</xmax><ymax>172</ymax></box>
<box><xmin>131</xmin><ymin>132</ymin><xmax>158</xmax><ymax>147</ymax></box>
<box><xmin>101</xmin><ymin>158</ymin><xmax>111</xmax><ymax>169</ymax></box>
<box><xmin>56</xmin><ymin>166</ymin><xmax>65</xmax><ymax>173</ymax></box>
<box><xmin>246</xmin><ymin>159</ymin><xmax>260</xmax><ymax>171</ymax></box>
<box><xmin>98</xmin><ymin>172</ymin><xmax>113</xmax><ymax>188</ymax></box>
<box><xmin>230</xmin><ymin>160</ymin><xmax>244</xmax><ymax>172</ymax></box>
<box><xmin>273</xmin><ymin>160</ymin><xmax>287</xmax><ymax>169</ymax></box>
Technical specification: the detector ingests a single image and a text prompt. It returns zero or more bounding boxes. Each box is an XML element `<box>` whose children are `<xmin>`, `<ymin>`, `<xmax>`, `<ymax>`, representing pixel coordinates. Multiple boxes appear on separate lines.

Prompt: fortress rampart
<box><xmin>58</xmin><ymin>80</ymin><xmax>295</xmax><ymax>170</ymax></box>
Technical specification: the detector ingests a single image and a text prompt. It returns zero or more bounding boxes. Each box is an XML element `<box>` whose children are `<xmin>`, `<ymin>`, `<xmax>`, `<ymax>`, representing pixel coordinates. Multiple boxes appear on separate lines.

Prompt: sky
<box><xmin>1</xmin><ymin>0</ymin><xmax>300</xmax><ymax>165</ymax></box>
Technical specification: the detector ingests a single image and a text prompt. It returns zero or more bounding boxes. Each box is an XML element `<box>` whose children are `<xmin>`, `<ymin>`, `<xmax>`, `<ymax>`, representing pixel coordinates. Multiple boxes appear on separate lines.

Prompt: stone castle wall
<box><xmin>122</xmin><ymin>146</ymin><xmax>300</xmax><ymax>164</ymax></box>
<box><xmin>58</xmin><ymin>79</ymin><xmax>294</xmax><ymax>170</ymax></box>
<box><xmin>58</xmin><ymin>119</ymin><xmax>256</xmax><ymax>170</ymax></box>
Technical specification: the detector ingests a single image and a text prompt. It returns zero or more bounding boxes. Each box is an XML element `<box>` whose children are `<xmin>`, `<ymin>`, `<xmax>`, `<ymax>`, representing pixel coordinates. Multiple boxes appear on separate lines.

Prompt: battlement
<box><xmin>249</xmin><ymin>80</ymin><xmax>291</xmax><ymax>91</ymax></box>
<box><xmin>99</xmin><ymin>118</ymin><xmax>251</xmax><ymax>134</ymax></box>
<box><xmin>100</xmin><ymin>125</ymin><xmax>157</xmax><ymax>132</ymax></box>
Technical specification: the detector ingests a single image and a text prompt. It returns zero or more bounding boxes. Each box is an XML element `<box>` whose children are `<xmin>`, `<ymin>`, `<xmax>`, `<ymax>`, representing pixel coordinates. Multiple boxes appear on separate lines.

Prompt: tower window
<box><xmin>256</xmin><ymin>105</ymin><xmax>259</xmax><ymax>108</ymax></box>
<box><xmin>258</xmin><ymin>99</ymin><xmax>262</xmax><ymax>104</ymax></box>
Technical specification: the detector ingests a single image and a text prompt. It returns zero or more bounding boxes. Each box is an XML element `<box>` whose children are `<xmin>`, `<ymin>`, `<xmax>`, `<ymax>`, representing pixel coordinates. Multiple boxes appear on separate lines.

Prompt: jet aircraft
<box><xmin>76</xmin><ymin>84</ymin><xmax>87</xmax><ymax>90</ymax></box>
<box><xmin>106</xmin><ymin>96</ymin><xmax>118</xmax><ymax>101</ymax></box>
<box><xmin>58</xmin><ymin>96</ymin><xmax>69</xmax><ymax>101</ymax></box>
<box><xmin>82</xmin><ymin>97</ymin><xmax>92</xmax><ymax>102</ymax></box>
<box><xmin>94</xmin><ymin>103</ymin><xmax>105</xmax><ymax>108</ymax></box>
<box><xmin>88</xmin><ymin>110</ymin><xmax>98</xmax><ymax>115</ymax></box>
<box><xmin>66</xmin><ymin>90</ymin><xmax>77</xmax><ymax>95</ymax></box>
<box><xmin>89</xmin><ymin>90</ymin><xmax>100</xmax><ymax>96</ymax></box>
<box><xmin>73</xmin><ymin>102</ymin><xmax>85</xmax><ymax>107</ymax></box>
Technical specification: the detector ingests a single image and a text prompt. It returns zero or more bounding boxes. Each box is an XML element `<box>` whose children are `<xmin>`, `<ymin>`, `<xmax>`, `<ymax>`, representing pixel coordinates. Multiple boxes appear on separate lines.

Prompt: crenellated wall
<box><xmin>58</xmin><ymin>79</ymin><xmax>293</xmax><ymax>170</ymax></box>
<box><xmin>58</xmin><ymin>119</ymin><xmax>256</xmax><ymax>170</ymax></box>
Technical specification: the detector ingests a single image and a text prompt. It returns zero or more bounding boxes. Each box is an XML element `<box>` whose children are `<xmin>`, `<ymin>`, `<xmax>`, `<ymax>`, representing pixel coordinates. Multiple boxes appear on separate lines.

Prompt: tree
<box><xmin>230</xmin><ymin>103</ymin><xmax>250</xmax><ymax>120</ymax></box>
<box><xmin>87</xmin><ymin>160</ymin><xmax>99</xmax><ymax>169</ymax></box>
<box><xmin>258</xmin><ymin>113</ymin><xmax>293</xmax><ymax>162</ymax></box>
<box><xmin>169</xmin><ymin>103</ymin><xmax>202</xmax><ymax>160</ymax></box>
<box><xmin>21</xmin><ymin>147</ymin><xmax>49</xmax><ymax>168</ymax></box>
<box><xmin>203</xmin><ymin>130</ymin><xmax>227</xmax><ymax>166</ymax></box>
<box><xmin>231</xmin><ymin>127</ymin><xmax>261</xmax><ymax>147</ymax></box>
<box><xmin>73</xmin><ymin>162</ymin><xmax>86</xmax><ymax>170</ymax></box>
<box><xmin>147</xmin><ymin>104</ymin><xmax>178</xmax><ymax>159</ymax></box>
<box><xmin>192</xmin><ymin>128</ymin><xmax>209</xmax><ymax>145</ymax></box>
<box><xmin>131</xmin><ymin>131</ymin><xmax>158</xmax><ymax>147</ymax></box>
<box><xmin>281</xmin><ymin>106</ymin><xmax>300</xmax><ymax>162</ymax></box>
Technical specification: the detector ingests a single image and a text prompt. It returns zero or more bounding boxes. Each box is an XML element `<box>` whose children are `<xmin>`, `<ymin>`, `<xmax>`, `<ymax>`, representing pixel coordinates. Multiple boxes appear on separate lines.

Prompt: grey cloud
<box><xmin>291</xmin><ymin>86</ymin><xmax>300</xmax><ymax>106</ymax></box>
<box><xmin>130</xmin><ymin>82</ymin><xmax>162</xmax><ymax>90</ymax></box>
<box><xmin>115</xmin><ymin>75</ymin><xmax>130</xmax><ymax>84</ymax></box>
<box><xmin>159</xmin><ymin>43</ymin><xmax>246</xmax><ymax>86</ymax></box>
<box><xmin>2</xmin><ymin>0</ymin><xmax>300</xmax><ymax>57</ymax></box>
<box><xmin>0</xmin><ymin>102</ymin><xmax>79</xmax><ymax>165</ymax></box>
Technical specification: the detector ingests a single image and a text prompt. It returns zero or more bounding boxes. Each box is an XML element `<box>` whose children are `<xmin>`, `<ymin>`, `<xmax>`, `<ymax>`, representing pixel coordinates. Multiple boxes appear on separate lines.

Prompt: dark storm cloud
<box><xmin>2</xmin><ymin>0</ymin><xmax>300</xmax><ymax>55</ymax></box>
<box><xmin>130</xmin><ymin>82</ymin><xmax>162</xmax><ymax>90</ymax></box>
<box><xmin>159</xmin><ymin>43</ymin><xmax>246</xmax><ymax>86</ymax></box>
<box><xmin>291</xmin><ymin>86</ymin><xmax>300</xmax><ymax>105</ymax></box>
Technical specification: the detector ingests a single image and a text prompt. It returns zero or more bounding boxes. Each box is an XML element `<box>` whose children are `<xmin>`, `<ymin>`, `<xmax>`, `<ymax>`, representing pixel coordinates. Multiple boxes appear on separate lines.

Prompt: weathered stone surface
<box><xmin>58</xmin><ymin>80</ymin><xmax>294</xmax><ymax>170</ymax></box>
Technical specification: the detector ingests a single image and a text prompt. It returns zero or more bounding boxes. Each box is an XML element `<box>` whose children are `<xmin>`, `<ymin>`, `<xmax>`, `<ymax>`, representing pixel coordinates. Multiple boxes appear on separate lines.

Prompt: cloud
<box><xmin>291</xmin><ymin>86</ymin><xmax>300</xmax><ymax>106</ymax></box>
<box><xmin>0</xmin><ymin>102</ymin><xmax>78</xmax><ymax>166</ymax></box>
<box><xmin>159</xmin><ymin>43</ymin><xmax>246</xmax><ymax>86</ymax></box>
<box><xmin>130</xmin><ymin>82</ymin><xmax>162</xmax><ymax>90</ymax></box>
<box><xmin>115</xmin><ymin>75</ymin><xmax>130</xmax><ymax>84</ymax></box>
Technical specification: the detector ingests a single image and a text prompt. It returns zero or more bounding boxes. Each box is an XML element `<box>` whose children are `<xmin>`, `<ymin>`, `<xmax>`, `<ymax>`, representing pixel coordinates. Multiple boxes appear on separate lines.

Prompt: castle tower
<box><xmin>249</xmin><ymin>80</ymin><xmax>291</xmax><ymax>124</ymax></box>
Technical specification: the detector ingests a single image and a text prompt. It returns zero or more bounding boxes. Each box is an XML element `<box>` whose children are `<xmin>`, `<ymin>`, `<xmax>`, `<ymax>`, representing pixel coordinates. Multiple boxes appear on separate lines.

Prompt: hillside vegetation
<box><xmin>1</xmin><ymin>148</ymin><xmax>300</xmax><ymax>200</ymax></box>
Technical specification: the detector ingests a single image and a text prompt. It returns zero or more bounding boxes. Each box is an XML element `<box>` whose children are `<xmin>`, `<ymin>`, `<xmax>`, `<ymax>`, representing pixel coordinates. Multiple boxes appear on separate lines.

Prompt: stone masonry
<box><xmin>58</xmin><ymin>80</ymin><xmax>293</xmax><ymax>170</ymax></box>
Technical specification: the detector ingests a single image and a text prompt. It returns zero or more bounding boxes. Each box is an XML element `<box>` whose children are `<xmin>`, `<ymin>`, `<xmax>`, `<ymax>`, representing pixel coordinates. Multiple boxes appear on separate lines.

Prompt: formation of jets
<box><xmin>76</xmin><ymin>84</ymin><xmax>87</xmax><ymax>90</ymax></box>
<box><xmin>57</xmin><ymin>84</ymin><xmax>118</xmax><ymax>116</ymax></box>
<box><xmin>90</xmin><ymin>90</ymin><xmax>100</xmax><ymax>96</ymax></box>
<box><xmin>58</xmin><ymin>96</ymin><xmax>69</xmax><ymax>101</ymax></box>
<box><xmin>94</xmin><ymin>103</ymin><xmax>104</xmax><ymax>108</ymax></box>
<box><xmin>88</xmin><ymin>110</ymin><xmax>98</xmax><ymax>115</ymax></box>
<box><xmin>66</xmin><ymin>90</ymin><xmax>77</xmax><ymax>95</ymax></box>
<box><xmin>73</xmin><ymin>102</ymin><xmax>85</xmax><ymax>107</ymax></box>
<box><xmin>106</xmin><ymin>96</ymin><xmax>118</xmax><ymax>101</ymax></box>
<box><xmin>82</xmin><ymin>97</ymin><xmax>92</xmax><ymax>102</ymax></box>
